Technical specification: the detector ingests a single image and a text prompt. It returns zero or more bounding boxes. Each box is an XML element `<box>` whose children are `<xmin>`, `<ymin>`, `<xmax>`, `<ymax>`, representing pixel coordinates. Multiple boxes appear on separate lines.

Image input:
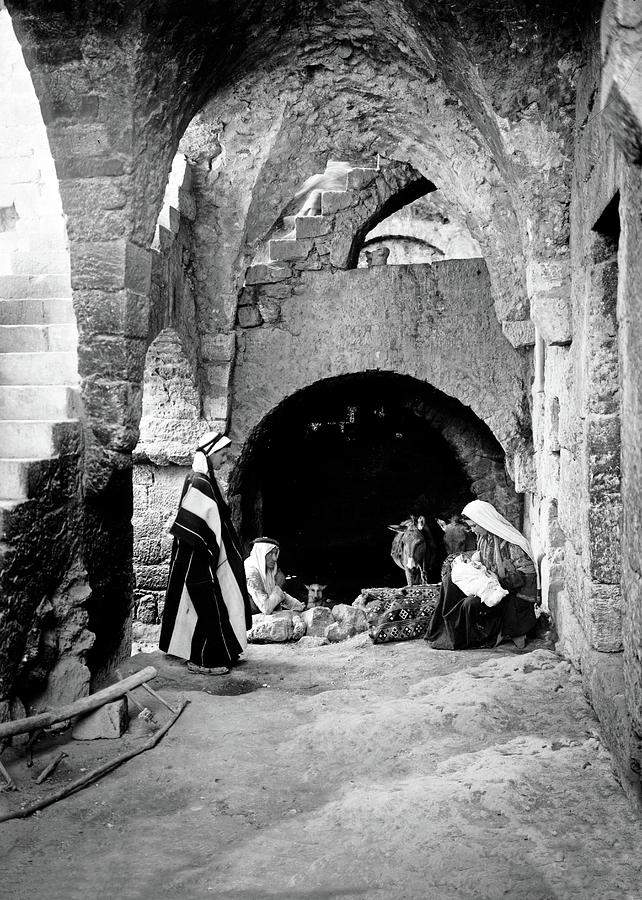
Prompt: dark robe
<box><xmin>426</xmin><ymin>545</ymin><xmax>537</xmax><ymax>651</ymax></box>
<box><xmin>159</xmin><ymin>468</ymin><xmax>252</xmax><ymax>668</ymax></box>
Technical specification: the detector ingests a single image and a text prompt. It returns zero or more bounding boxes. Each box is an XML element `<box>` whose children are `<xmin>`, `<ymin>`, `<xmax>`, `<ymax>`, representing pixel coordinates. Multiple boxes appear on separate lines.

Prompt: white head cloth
<box><xmin>462</xmin><ymin>499</ymin><xmax>538</xmax><ymax>576</ymax></box>
<box><xmin>192</xmin><ymin>432</ymin><xmax>231</xmax><ymax>473</ymax></box>
<box><xmin>244</xmin><ymin>539</ymin><xmax>279</xmax><ymax>596</ymax></box>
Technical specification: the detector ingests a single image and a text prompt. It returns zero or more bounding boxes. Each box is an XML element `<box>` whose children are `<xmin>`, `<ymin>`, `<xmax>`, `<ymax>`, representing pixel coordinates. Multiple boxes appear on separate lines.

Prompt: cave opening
<box><xmin>231</xmin><ymin>372</ymin><xmax>512</xmax><ymax>602</ymax></box>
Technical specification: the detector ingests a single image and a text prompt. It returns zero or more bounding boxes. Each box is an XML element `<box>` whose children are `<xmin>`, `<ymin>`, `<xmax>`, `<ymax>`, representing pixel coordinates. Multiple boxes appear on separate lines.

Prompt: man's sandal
<box><xmin>187</xmin><ymin>662</ymin><xmax>230</xmax><ymax>676</ymax></box>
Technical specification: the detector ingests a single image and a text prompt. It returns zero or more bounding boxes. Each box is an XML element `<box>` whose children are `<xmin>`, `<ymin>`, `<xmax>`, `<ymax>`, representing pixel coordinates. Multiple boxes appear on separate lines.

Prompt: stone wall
<box><xmin>5</xmin><ymin>0</ymin><xmax>642</xmax><ymax>812</ymax></box>
<box><xmin>233</xmin><ymin>259</ymin><xmax>531</xmax><ymax>462</ymax></box>
<box><xmin>132</xmin><ymin>156</ymin><xmax>208</xmax><ymax>630</ymax></box>
<box><xmin>599</xmin><ymin>0</ymin><xmax>642</xmax><ymax>792</ymax></box>
<box><xmin>0</xmin><ymin>6</ymin><xmax>93</xmax><ymax>716</ymax></box>
<box><xmin>530</xmin><ymin>9</ymin><xmax>642</xmax><ymax>805</ymax></box>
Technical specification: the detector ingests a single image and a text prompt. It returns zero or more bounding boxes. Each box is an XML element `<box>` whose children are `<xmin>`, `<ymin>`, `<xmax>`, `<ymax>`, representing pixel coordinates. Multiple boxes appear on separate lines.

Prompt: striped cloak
<box><xmin>159</xmin><ymin>470</ymin><xmax>252</xmax><ymax>668</ymax></box>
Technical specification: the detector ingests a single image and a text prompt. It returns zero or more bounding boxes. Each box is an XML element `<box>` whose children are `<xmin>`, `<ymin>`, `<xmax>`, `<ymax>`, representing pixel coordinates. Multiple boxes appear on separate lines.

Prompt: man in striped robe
<box><xmin>159</xmin><ymin>433</ymin><xmax>252</xmax><ymax>675</ymax></box>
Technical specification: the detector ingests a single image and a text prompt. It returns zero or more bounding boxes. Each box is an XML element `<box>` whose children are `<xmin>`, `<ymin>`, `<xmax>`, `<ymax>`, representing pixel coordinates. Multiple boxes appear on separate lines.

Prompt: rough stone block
<box><xmin>321</xmin><ymin>190</ymin><xmax>354</xmax><ymax>215</ymax></box>
<box><xmin>72</xmin><ymin>699</ymin><xmax>128</xmax><ymax>740</ymax></box>
<box><xmin>544</xmin><ymin>397</ymin><xmax>561</xmax><ymax>452</ymax></box>
<box><xmin>245</xmin><ymin>263</ymin><xmax>292</xmax><ymax>285</ymax></box>
<box><xmin>201</xmin><ymin>332</ymin><xmax>235</xmax><ymax>363</ymax></box>
<box><xmin>297</xmin><ymin>635</ymin><xmax>328</xmax><ymax>648</ymax></box>
<box><xmin>531</xmin><ymin>294</ymin><xmax>572</xmax><ymax>345</ymax></box>
<box><xmin>257</xmin><ymin>298</ymin><xmax>281</xmax><ymax>324</ymax></box>
<box><xmin>326</xmin><ymin>621</ymin><xmax>357</xmax><ymax>643</ymax></box>
<box><xmin>32</xmin><ymin>657</ymin><xmax>91</xmax><ymax>711</ymax></box>
<box><xmin>269</xmin><ymin>239</ymin><xmax>312</xmax><ymax>261</ymax></box>
<box><xmin>346</xmin><ymin>167</ymin><xmax>378</xmax><ymax>191</ymax></box>
<box><xmin>247</xmin><ymin>612</ymin><xmax>294</xmax><ymax>643</ymax></box>
<box><xmin>71</xmin><ymin>240</ymin><xmax>127</xmax><ymax>290</ymax></box>
<box><xmin>586</xmin><ymin>580</ymin><xmax>623</xmax><ymax>651</ymax></box>
<box><xmin>295</xmin><ymin>216</ymin><xmax>332</xmax><ymax>240</ymax></box>
<box><xmin>125</xmin><ymin>243</ymin><xmax>152</xmax><ymax>295</ymax></box>
<box><xmin>513</xmin><ymin>450</ymin><xmax>537</xmax><ymax>493</ymax></box>
<box><xmin>79</xmin><ymin>336</ymin><xmax>146</xmax><ymax>382</ymax></box>
<box><xmin>502</xmin><ymin>319</ymin><xmax>536</xmax><ymax>348</ymax></box>
<box><xmin>132</xmin><ymin>622</ymin><xmax>161</xmax><ymax>644</ymax></box>
<box><xmin>292</xmin><ymin>613</ymin><xmax>306</xmax><ymax>641</ymax></box>
<box><xmin>331</xmin><ymin>604</ymin><xmax>368</xmax><ymax>633</ymax></box>
<box><xmin>135</xmin><ymin>593</ymin><xmax>158</xmax><ymax>624</ymax></box>
<box><xmin>302</xmin><ymin>606</ymin><xmax>334</xmax><ymax>637</ymax></box>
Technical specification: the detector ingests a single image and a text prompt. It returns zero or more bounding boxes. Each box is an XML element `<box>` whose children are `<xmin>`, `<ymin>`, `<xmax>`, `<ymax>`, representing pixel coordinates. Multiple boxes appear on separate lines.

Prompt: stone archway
<box><xmin>229</xmin><ymin>372</ymin><xmax>519</xmax><ymax>599</ymax></box>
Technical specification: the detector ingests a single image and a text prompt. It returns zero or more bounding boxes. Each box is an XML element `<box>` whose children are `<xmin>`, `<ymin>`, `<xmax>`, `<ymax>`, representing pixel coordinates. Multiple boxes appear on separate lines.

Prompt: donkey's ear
<box><xmin>387</xmin><ymin>524</ymin><xmax>405</xmax><ymax>533</ymax></box>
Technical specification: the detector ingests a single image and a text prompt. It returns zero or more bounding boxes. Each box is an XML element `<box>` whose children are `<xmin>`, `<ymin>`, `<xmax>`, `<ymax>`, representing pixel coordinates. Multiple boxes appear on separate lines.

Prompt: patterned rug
<box><xmin>354</xmin><ymin>585</ymin><xmax>440</xmax><ymax>644</ymax></box>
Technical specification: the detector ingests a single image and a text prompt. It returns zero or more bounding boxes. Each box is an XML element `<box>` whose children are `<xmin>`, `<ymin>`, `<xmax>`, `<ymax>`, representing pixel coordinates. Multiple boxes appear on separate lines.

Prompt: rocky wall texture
<box><xmin>0</xmin><ymin>429</ymin><xmax>92</xmax><ymax>716</ymax></box>
<box><xmin>602</xmin><ymin>0</ymin><xmax>642</xmax><ymax>745</ymax></box>
<box><xmin>233</xmin><ymin>259</ymin><xmax>531</xmax><ymax>462</ymax></box>
<box><xmin>0</xmin><ymin>8</ymin><xmax>94</xmax><ymax>717</ymax></box>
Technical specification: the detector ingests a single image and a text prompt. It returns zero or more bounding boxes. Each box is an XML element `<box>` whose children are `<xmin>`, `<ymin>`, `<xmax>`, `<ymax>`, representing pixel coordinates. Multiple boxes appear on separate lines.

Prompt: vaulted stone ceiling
<box><xmin>7</xmin><ymin>0</ymin><xmax>594</xmax><ymax>334</ymax></box>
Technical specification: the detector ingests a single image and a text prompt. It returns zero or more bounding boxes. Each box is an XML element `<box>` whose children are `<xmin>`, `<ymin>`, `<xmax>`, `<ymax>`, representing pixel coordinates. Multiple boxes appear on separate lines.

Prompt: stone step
<box><xmin>5</xmin><ymin>250</ymin><xmax>70</xmax><ymax>277</ymax></box>
<box><xmin>0</xmin><ymin>384</ymin><xmax>80</xmax><ymax>419</ymax></box>
<box><xmin>268</xmin><ymin>238</ymin><xmax>313</xmax><ymax>262</ymax></box>
<box><xmin>244</xmin><ymin>262</ymin><xmax>292</xmax><ymax>286</ymax></box>
<box><xmin>0</xmin><ymin>499</ymin><xmax>24</xmax><ymax>540</ymax></box>
<box><xmin>0</xmin><ymin>351</ymin><xmax>78</xmax><ymax>386</ymax></box>
<box><xmin>0</xmin><ymin>323</ymin><xmax>77</xmax><ymax>353</ymax></box>
<box><xmin>0</xmin><ymin>457</ymin><xmax>48</xmax><ymax>499</ymax></box>
<box><xmin>0</xmin><ymin>298</ymin><xmax>75</xmax><ymax>325</ymax></box>
<box><xmin>0</xmin><ymin>420</ymin><xmax>74</xmax><ymax>458</ymax></box>
<box><xmin>295</xmin><ymin>216</ymin><xmax>332</xmax><ymax>240</ymax></box>
<box><xmin>346</xmin><ymin>166</ymin><xmax>379</xmax><ymax>191</ymax></box>
<box><xmin>321</xmin><ymin>190</ymin><xmax>354</xmax><ymax>215</ymax></box>
<box><xmin>0</xmin><ymin>274</ymin><xmax>71</xmax><ymax>300</ymax></box>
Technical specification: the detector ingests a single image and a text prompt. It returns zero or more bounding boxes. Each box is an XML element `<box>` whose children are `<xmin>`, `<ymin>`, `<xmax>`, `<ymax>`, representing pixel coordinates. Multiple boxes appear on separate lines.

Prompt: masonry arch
<box><xmin>229</xmin><ymin>371</ymin><xmax>520</xmax><ymax>596</ymax></box>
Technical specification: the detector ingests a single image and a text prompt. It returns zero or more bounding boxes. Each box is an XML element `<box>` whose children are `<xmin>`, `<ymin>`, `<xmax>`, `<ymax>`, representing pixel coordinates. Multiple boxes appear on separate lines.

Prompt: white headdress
<box><xmin>462</xmin><ymin>499</ymin><xmax>539</xmax><ymax>586</ymax></box>
<box><xmin>192</xmin><ymin>431</ymin><xmax>232</xmax><ymax>473</ymax></box>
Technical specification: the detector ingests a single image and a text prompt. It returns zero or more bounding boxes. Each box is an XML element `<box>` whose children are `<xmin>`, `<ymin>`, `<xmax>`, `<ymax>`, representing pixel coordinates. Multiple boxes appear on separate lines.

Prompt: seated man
<box><xmin>244</xmin><ymin>537</ymin><xmax>305</xmax><ymax>615</ymax></box>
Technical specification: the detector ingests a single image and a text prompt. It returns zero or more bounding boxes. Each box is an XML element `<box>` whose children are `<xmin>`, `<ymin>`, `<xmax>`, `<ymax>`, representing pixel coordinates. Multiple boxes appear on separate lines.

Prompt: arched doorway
<box><xmin>231</xmin><ymin>372</ymin><xmax>518</xmax><ymax>600</ymax></box>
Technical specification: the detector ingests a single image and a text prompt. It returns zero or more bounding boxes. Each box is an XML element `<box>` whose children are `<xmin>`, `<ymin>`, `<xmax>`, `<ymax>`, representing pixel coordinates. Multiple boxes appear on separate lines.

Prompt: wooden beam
<box><xmin>0</xmin><ymin>699</ymin><xmax>189</xmax><ymax>822</ymax></box>
<box><xmin>0</xmin><ymin>667</ymin><xmax>158</xmax><ymax>741</ymax></box>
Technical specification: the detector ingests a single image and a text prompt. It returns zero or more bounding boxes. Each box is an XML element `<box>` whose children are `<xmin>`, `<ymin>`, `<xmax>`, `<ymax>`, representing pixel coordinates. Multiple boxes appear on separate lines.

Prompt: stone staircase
<box><xmin>264</xmin><ymin>165</ymin><xmax>379</xmax><ymax>270</ymax></box>
<box><xmin>0</xmin><ymin>269</ymin><xmax>80</xmax><ymax>507</ymax></box>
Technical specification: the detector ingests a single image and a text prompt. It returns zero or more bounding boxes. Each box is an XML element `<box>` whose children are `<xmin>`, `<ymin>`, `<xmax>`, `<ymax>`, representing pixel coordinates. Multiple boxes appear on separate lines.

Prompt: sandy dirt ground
<box><xmin>1</xmin><ymin>636</ymin><xmax>642</xmax><ymax>900</ymax></box>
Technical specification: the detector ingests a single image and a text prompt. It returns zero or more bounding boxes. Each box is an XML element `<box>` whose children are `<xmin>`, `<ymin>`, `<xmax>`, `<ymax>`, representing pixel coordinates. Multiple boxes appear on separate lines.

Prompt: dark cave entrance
<box><xmin>230</xmin><ymin>372</ymin><xmax>511</xmax><ymax>603</ymax></box>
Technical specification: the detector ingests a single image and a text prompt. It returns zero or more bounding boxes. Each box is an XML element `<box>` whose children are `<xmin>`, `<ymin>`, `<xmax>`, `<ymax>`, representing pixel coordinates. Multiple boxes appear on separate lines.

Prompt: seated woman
<box><xmin>426</xmin><ymin>499</ymin><xmax>539</xmax><ymax>651</ymax></box>
<box><xmin>244</xmin><ymin>537</ymin><xmax>306</xmax><ymax>616</ymax></box>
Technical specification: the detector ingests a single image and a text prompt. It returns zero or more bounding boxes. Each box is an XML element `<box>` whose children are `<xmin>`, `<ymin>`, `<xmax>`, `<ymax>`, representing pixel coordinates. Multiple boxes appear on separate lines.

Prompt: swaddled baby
<box><xmin>450</xmin><ymin>554</ymin><xmax>509</xmax><ymax>607</ymax></box>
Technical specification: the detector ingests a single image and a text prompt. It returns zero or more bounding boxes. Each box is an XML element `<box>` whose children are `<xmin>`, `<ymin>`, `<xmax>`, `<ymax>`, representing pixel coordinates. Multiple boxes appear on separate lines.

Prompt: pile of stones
<box><xmin>247</xmin><ymin>603</ymin><xmax>369</xmax><ymax>645</ymax></box>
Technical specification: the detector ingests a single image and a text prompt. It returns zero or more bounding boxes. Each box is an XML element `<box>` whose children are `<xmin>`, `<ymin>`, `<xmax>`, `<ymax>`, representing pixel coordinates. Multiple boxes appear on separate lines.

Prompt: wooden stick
<box><xmin>139</xmin><ymin>682</ymin><xmax>177</xmax><ymax>715</ymax></box>
<box><xmin>0</xmin><ymin>667</ymin><xmax>158</xmax><ymax>741</ymax></box>
<box><xmin>34</xmin><ymin>752</ymin><xmax>66</xmax><ymax>785</ymax></box>
<box><xmin>115</xmin><ymin>669</ymin><xmax>148</xmax><ymax>715</ymax></box>
<box><xmin>0</xmin><ymin>698</ymin><xmax>189</xmax><ymax>823</ymax></box>
<box><xmin>0</xmin><ymin>759</ymin><xmax>17</xmax><ymax>792</ymax></box>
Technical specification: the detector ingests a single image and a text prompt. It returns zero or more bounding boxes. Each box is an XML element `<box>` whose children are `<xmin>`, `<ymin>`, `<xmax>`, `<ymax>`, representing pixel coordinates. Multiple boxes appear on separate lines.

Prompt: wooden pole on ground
<box><xmin>0</xmin><ymin>698</ymin><xmax>190</xmax><ymax>823</ymax></box>
<box><xmin>34</xmin><ymin>752</ymin><xmax>66</xmax><ymax>785</ymax></box>
<box><xmin>115</xmin><ymin>668</ymin><xmax>153</xmax><ymax>717</ymax></box>
<box><xmin>139</xmin><ymin>682</ymin><xmax>177</xmax><ymax>715</ymax></box>
<box><xmin>0</xmin><ymin>667</ymin><xmax>158</xmax><ymax>742</ymax></box>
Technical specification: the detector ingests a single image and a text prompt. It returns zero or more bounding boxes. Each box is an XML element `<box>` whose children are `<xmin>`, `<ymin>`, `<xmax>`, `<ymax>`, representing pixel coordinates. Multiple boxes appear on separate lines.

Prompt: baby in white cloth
<box><xmin>450</xmin><ymin>553</ymin><xmax>509</xmax><ymax>607</ymax></box>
